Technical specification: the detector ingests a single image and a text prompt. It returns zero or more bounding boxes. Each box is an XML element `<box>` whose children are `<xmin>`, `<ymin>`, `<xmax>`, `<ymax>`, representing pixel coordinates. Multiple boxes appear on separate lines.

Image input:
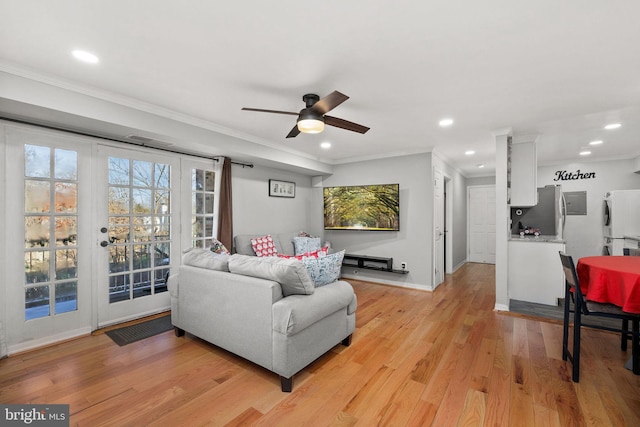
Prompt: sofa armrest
<box><xmin>272</xmin><ymin>280</ymin><xmax>356</xmax><ymax>336</ymax></box>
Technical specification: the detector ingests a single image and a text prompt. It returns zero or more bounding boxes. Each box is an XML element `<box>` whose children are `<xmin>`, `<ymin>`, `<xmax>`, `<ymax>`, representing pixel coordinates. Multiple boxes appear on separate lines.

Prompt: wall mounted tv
<box><xmin>323</xmin><ymin>183</ymin><xmax>400</xmax><ymax>231</ymax></box>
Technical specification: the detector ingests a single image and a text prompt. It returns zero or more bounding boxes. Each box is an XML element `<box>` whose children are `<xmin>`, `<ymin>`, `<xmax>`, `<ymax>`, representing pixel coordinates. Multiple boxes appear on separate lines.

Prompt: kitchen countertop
<box><xmin>509</xmin><ymin>234</ymin><xmax>566</xmax><ymax>243</ymax></box>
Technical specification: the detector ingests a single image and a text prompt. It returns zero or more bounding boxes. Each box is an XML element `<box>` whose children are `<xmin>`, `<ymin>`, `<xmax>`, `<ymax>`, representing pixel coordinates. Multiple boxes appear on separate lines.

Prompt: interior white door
<box><xmin>95</xmin><ymin>144</ymin><xmax>178</xmax><ymax>327</ymax></box>
<box><xmin>433</xmin><ymin>168</ymin><xmax>445</xmax><ymax>287</ymax></box>
<box><xmin>3</xmin><ymin>125</ymin><xmax>93</xmax><ymax>353</ymax></box>
<box><xmin>468</xmin><ymin>185</ymin><xmax>496</xmax><ymax>264</ymax></box>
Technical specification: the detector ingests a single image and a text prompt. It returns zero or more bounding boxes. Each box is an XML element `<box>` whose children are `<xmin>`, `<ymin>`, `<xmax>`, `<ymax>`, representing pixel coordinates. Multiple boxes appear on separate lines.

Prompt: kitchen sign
<box><xmin>553</xmin><ymin>169</ymin><xmax>596</xmax><ymax>181</ymax></box>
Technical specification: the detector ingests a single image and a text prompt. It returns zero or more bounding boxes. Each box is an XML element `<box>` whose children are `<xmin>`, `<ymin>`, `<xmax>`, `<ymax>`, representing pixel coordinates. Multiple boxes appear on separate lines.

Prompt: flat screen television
<box><xmin>323</xmin><ymin>184</ymin><xmax>400</xmax><ymax>231</ymax></box>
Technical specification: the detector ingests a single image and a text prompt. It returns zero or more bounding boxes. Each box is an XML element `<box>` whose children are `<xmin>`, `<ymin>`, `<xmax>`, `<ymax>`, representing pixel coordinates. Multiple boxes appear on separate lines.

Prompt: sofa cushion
<box><xmin>272</xmin><ymin>280</ymin><xmax>356</xmax><ymax>335</ymax></box>
<box><xmin>234</xmin><ymin>233</ymin><xmax>297</xmax><ymax>256</ymax></box>
<box><xmin>250</xmin><ymin>235</ymin><xmax>278</xmax><ymax>257</ymax></box>
<box><xmin>182</xmin><ymin>248</ymin><xmax>230</xmax><ymax>271</ymax></box>
<box><xmin>228</xmin><ymin>254</ymin><xmax>315</xmax><ymax>296</ymax></box>
<box><xmin>293</xmin><ymin>236</ymin><xmax>322</xmax><ymax>255</ymax></box>
<box><xmin>301</xmin><ymin>250</ymin><xmax>345</xmax><ymax>287</ymax></box>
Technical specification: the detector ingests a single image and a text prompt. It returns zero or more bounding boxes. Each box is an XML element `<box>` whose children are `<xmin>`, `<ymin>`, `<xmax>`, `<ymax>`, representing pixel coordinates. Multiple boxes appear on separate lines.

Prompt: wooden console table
<box><xmin>342</xmin><ymin>254</ymin><xmax>409</xmax><ymax>274</ymax></box>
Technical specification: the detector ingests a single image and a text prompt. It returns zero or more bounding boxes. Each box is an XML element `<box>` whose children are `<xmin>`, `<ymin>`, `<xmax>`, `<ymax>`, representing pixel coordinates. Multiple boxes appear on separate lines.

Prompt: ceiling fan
<box><xmin>242</xmin><ymin>91</ymin><xmax>370</xmax><ymax>138</ymax></box>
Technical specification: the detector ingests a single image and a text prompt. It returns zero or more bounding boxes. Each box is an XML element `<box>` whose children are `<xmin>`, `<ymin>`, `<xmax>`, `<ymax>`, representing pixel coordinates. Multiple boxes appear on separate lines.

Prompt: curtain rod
<box><xmin>214</xmin><ymin>157</ymin><xmax>254</xmax><ymax>168</ymax></box>
<box><xmin>0</xmin><ymin>116</ymin><xmax>250</xmax><ymax>164</ymax></box>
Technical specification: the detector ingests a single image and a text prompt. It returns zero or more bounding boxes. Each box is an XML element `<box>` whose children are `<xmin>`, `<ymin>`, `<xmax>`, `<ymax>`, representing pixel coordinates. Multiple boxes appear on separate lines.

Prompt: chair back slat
<box><xmin>559</xmin><ymin>252</ymin><xmax>587</xmax><ymax>309</ymax></box>
<box><xmin>624</xmin><ymin>247</ymin><xmax>640</xmax><ymax>256</ymax></box>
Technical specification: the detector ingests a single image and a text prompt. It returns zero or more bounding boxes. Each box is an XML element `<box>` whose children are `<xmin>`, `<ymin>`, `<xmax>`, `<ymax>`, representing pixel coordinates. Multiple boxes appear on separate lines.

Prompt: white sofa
<box><xmin>168</xmin><ymin>233</ymin><xmax>356</xmax><ymax>392</ymax></box>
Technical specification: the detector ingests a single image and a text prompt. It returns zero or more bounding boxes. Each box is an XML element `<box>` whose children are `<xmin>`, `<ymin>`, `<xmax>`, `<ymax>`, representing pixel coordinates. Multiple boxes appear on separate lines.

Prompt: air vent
<box><xmin>126</xmin><ymin>134</ymin><xmax>153</xmax><ymax>143</ymax></box>
<box><xmin>125</xmin><ymin>134</ymin><xmax>175</xmax><ymax>148</ymax></box>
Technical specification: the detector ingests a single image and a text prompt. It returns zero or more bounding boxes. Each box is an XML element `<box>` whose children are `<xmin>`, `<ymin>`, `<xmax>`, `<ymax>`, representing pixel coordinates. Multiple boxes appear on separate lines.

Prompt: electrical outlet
<box><xmin>401</xmin><ymin>262</ymin><xmax>407</xmax><ymax>270</ymax></box>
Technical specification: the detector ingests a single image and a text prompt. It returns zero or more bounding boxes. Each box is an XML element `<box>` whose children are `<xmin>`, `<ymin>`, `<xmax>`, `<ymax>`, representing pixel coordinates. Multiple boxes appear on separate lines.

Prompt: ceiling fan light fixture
<box><xmin>297</xmin><ymin>108</ymin><xmax>325</xmax><ymax>134</ymax></box>
<box><xmin>298</xmin><ymin>119</ymin><xmax>325</xmax><ymax>133</ymax></box>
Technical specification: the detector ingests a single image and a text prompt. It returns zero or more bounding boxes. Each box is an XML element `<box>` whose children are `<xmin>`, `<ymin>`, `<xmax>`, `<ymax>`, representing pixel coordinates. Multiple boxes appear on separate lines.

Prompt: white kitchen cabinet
<box><xmin>510</xmin><ymin>141</ymin><xmax>537</xmax><ymax>206</ymax></box>
<box><xmin>508</xmin><ymin>239</ymin><xmax>565</xmax><ymax>306</ymax></box>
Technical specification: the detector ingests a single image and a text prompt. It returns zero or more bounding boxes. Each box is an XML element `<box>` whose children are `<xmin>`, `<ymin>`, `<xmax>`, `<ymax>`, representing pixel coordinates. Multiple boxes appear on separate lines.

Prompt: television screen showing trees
<box><xmin>323</xmin><ymin>184</ymin><xmax>399</xmax><ymax>231</ymax></box>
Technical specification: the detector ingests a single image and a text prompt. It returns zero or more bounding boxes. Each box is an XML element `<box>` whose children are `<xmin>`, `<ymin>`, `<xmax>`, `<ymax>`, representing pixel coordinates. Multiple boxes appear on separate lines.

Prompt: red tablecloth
<box><xmin>577</xmin><ymin>256</ymin><xmax>640</xmax><ymax>314</ymax></box>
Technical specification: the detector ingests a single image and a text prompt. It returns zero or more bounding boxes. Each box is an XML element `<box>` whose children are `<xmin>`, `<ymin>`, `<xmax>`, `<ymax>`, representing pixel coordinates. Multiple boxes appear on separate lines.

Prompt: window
<box><xmin>191</xmin><ymin>168</ymin><xmax>217</xmax><ymax>248</ymax></box>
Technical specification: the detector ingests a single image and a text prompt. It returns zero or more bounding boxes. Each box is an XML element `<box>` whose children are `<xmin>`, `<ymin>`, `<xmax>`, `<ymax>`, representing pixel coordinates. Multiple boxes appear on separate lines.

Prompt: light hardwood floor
<box><xmin>2</xmin><ymin>262</ymin><xmax>639</xmax><ymax>426</ymax></box>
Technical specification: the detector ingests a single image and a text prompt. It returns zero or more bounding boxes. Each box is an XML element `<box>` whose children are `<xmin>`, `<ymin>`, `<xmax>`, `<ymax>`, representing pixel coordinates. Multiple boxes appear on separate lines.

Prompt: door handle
<box><xmin>100</xmin><ymin>241</ymin><xmax>109</xmax><ymax>247</ymax></box>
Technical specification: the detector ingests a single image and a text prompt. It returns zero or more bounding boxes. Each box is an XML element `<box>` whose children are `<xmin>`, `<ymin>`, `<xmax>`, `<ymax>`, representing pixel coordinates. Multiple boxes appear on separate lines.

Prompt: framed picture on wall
<box><xmin>269</xmin><ymin>179</ymin><xmax>295</xmax><ymax>198</ymax></box>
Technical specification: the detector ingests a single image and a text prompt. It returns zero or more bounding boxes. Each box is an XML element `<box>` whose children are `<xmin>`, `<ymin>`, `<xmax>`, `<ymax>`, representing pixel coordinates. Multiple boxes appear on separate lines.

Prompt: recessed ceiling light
<box><xmin>465</xmin><ymin>150</ymin><xmax>475</xmax><ymax>155</ymax></box>
<box><xmin>477</xmin><ymin>164</ymin><xmax>485</xmax><ymax>168</ymax></box>
<box><xmin>604</xmin><ymin>123</ymin><xmax>621</xmax><ymax>130</ymax></box>
<box><xmin>579</xmin><ymin>150</ymin><xmax>591</xmax><ymax>156</ymax></box>
<box><xmin>439</xmin><ymin>118</ymin><xmax>454</xmax><ymax>127</ymax></box>
<box><xmin>320</xmin><ymin>142</ymin><xmax>331</xmax><ymax>149</ymax></box>
<box><xmin>589</xmin><ymin>140</ymin><xmax>603</xmax><ymax>145</ymax></box>
<box><xmin>72</xmin><ymin>50</ymin><xmax>99</xmax><ymax>64</ymax></box>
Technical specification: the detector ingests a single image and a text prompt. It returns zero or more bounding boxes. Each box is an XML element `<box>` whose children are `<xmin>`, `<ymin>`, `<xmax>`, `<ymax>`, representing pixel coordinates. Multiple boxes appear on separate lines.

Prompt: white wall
<box><xmin>537</xmin><ymin>159</ymin><xmax>640</xmax><ymax>259</ymax></box>
<box><xmin>231</xmin><ymin>164</ymin><xmax>316</xmax><ymax>240</ymax></box>
<box><xmin>316</xmin><ymin>154</ymin><xmax>433</xmax><ymax>289</ymax></box>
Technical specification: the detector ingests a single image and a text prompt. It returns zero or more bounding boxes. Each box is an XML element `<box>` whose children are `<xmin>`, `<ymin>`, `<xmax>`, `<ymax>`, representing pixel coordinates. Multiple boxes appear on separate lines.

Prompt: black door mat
<box><xmin>105</xmin><ymin>315</ymin><xmax>173</xmax><ymax>346</ymax></box>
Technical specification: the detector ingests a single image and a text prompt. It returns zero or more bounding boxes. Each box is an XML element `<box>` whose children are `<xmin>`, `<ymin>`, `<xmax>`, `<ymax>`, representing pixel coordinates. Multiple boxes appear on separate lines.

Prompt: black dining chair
<box><xmin>559</xmin><ymin>252</ymin><xmax>640</xmax><ymax>382</ymax></box>
<box><xmin>623</xmin><ymin>248</ymin><xmax>640</xmax><ymax>256</ymax></box>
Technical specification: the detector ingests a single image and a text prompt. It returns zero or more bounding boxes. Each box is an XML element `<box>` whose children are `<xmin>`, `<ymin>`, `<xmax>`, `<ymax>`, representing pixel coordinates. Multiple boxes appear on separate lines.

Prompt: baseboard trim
<box><xmin>8</xmin><ymin>326</ymin><xmax>92</xmax><ymax>356</ymax></box>
<box><xmin>340</xmin><ymin>274</ymin><xmax>433</xmax><ymax>292</ymax></box>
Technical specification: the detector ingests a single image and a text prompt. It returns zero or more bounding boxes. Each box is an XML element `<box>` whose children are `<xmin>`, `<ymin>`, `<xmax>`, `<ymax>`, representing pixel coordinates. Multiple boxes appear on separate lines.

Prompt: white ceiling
<box><xmin>1</xmin><ymin>1</ymin><xmax>640</xmax><ymax>176</ymax></box>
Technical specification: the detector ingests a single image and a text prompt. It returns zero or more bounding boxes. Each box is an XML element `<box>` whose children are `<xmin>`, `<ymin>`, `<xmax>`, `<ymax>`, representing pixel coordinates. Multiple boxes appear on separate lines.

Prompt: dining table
<box><xmin>576</xmin><ymin>256</ymin><xmax>640</xmax><ymax>314</ymax></box>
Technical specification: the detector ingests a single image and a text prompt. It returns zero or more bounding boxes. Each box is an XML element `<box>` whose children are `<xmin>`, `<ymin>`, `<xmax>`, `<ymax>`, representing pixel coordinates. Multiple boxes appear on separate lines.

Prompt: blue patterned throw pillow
<box><xmin>302</xmin><ymin>250</ymin><xmax>345</xmax><ymax>287</ymax></box>
<box><xmin>293</xmin><ymin>236</ymin><xmax>322</xmax><ymax>255</ymax></box>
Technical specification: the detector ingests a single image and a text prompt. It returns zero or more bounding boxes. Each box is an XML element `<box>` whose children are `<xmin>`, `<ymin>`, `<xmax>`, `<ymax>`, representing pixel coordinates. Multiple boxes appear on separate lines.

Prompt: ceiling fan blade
<box><xmin>311</xmin><ymin>91</ymin><xmax>349</xmax><ymax>115</ymax></box>
<box><xmin>286</xmin><ymin>125</ymin><xmax>300</xmax><ymax>138</ymax></box>
<box><xmin>324</xmin><ymin>115</ymin><xmax>370</xmax><ymax>134</ymax></box>
<box><xmin>241</xmin><ymin>107</ymin><xmax>299</xmax><ymax>116</ymax></box>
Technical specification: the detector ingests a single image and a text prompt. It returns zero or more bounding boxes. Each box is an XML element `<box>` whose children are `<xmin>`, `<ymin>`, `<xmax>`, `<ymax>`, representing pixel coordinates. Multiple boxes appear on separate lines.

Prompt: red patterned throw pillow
<box><xmin>277</xmin><ymin>246</ymin><xmax>329</xmax><ymax>260</ymax></box>
<box><xmin>250</xmin><ymin>235</ymin><xmax>278</xmax><ymax>257</ymax></box>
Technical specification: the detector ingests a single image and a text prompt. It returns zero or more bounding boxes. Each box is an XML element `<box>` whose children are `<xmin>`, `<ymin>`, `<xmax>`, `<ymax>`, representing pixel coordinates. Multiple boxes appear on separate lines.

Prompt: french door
<box><xmin>2</xmin><ymin>123</ymin><xmax>188</xmax><ymax>352</ymax></box>
<box><xmin>3</xmin><ymin>125</ymin><xmax>93</xmax><ymax>353</ymax></box>
<box><xmin>95</xmin><ymin>145</ymin><xmax>178</xmax><ymax>327</ymax></box>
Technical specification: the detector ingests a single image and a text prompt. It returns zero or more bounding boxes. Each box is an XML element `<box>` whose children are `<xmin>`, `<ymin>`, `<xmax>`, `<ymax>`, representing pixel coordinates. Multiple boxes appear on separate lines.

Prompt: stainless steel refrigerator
<box><xmin>511</xmin><ymin>185</ymin><xmax>566</xmax><ymax>239</ymax></box>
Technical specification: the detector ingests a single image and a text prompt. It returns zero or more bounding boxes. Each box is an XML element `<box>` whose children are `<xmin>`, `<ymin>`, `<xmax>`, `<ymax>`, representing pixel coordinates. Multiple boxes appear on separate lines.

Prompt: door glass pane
<box><xmin>156</xmin><ymin>163</ymin><xmax>170</xmax><ymax>188</ymax></box>
<box><xmin>55</xmin><ymin>249</ymin><xmax>77</xmax><ymax>279</ymax></box>
<box><xmin>107</xmin><ymin>156</ymin><xmax>171</xmax><ymax>303</ymax></box>
<box><xmin>26</xmin><ymin>285</ymin><xmax>50</xmax><ymax>320</ymax></box>
<box><xmin>109</xmin><ymin>157</ymin><xmax>129</xmax><ymax>185</ymax></box>
<box><xmin>25</xmin><ymin>251</ymin><xmax>50</xmax><ymax>283</ymax></box>
<box><xmin>54</xmin><ymin>182</ymin><xmax>77</xmax><ymax>213</ymax></box>
<box><xmin>109</xmin><ymin>274</ymin><xmax>129</xmax><ymax>303</ymax></box>
<box><xmin>25</xmin><ymin>216</ymin><xmax>50</xmax><ymax>248</ymax></box>
<box><xmin>55</xmin><ymin>217</ymin><xmax>77</xmax><ymax>246</ymax></box>
<box><xmin>109</xmin><ymin>187</ymin><xmax>130</xmax><ymax>214</ymax></box>
<box><xmin>54</xmin><ymin>149</ymin><xmax>77</xmax><ymax>180</ymax></box>
<box><xmin>55</xmin><ymin>281</ymin><xmax>77</xmax><ymax>314</ymax></box>
<box><xmin>23</xmin><ymin>144</ymin><xmax>80</xmax><ymax>320</ymax></box>
<box><xmin>25</xmin><ymin>145</ymin><xmax>50</xmax><ymax>178</ymax></box>
<box><xmin>25</xmin><ymin>180</ymin><xmax>50</xmax><ymax>213</ymax></box>
<box><xmin>132</xmin><ymin>160</ymin><xmax>152</xmax><ymax>187</ymax></box>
